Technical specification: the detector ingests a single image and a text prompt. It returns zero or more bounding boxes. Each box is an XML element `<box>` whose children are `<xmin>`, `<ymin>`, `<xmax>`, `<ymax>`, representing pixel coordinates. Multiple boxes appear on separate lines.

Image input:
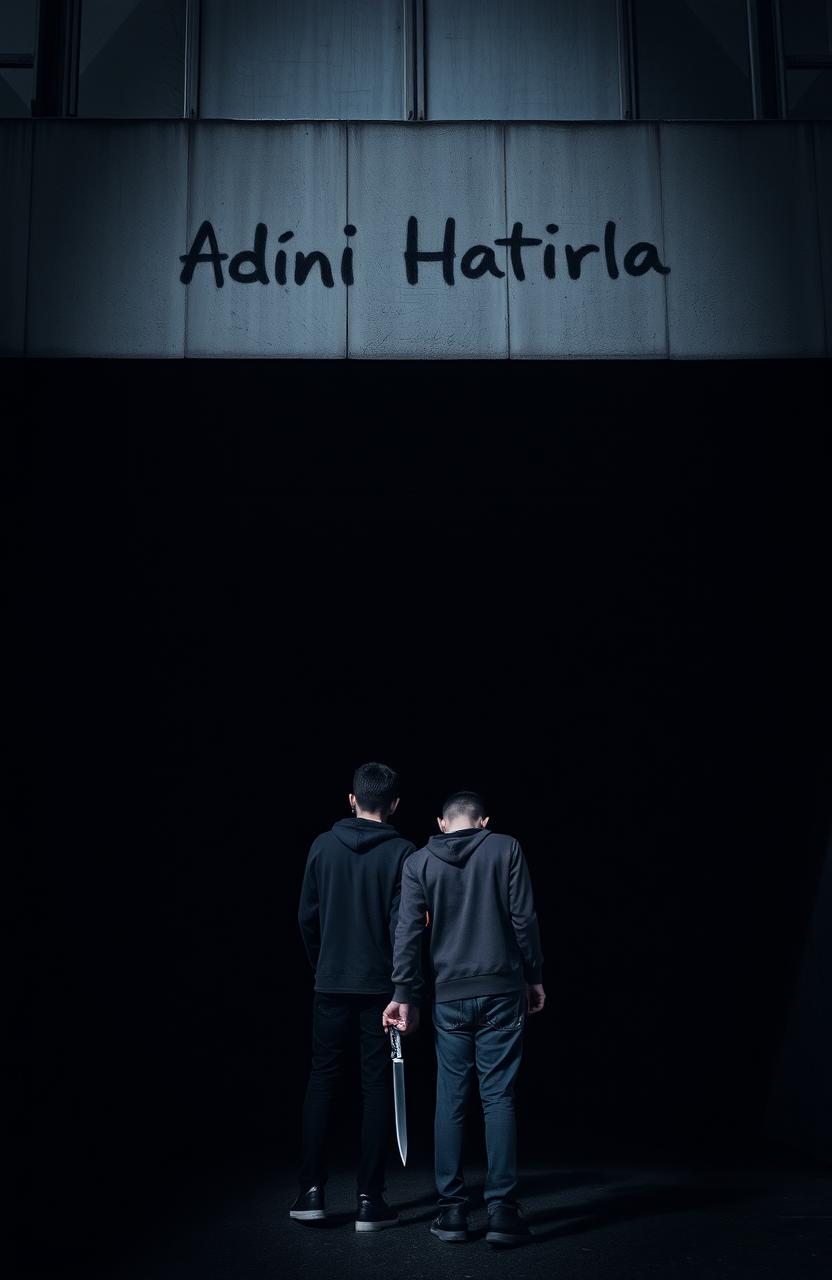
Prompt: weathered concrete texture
<box><xmin>426</xmin><ymin>0</ymin><xmax>620</xmax><ymax>122</ymax></box>
<box><xmin>814</xmin><ymin>125</ymin><xmax>832</xmax><ymax>357</ymax></box>
<box><xmin>660</xmin><ymin>123</ymin><xmax>826</xmax><ymax>358</ymax></box>
<box><xmin>26</xmin><ymin>121</ymin><xmax>187</xmax><ymax>356</ymax></box>
<box><xmin>185</xmin><ymin>123</ymin><xmax>347</xmax><ymax>357</ymax></box>
<box><xmin>0</xmin><ymin>122</ymin><xmax>32</xmax><ymax>355</ymax></box>
<box><xmin>505</xmin><ymin>124</ymin><xmax>667</xmax><ymax>357</ymax></box>
<box><xmin>13</xmin><ymin>120</ymin><xmax>832</xmax><ymax>360</ymax></box>
<box><xmin>347</xmin><ymin>125</ymin><xmax>508</xmax><ymax>358</ymax></box>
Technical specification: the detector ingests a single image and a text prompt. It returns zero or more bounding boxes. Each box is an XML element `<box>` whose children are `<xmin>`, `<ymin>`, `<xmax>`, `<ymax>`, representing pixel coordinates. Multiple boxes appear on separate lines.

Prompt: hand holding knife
<box><xmin>382</xmin><ymin>1000</ymin><xmax>419</xmax><ymax>1167</ymax></box>
<box><xmin>389</xmin><ymin>1025</ymin><xmax>408</xmax><ymax>1166</ymax></box>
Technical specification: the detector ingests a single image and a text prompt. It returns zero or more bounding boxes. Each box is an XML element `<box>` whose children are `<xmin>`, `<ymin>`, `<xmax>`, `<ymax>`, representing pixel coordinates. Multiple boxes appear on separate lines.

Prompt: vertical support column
<box><xmin>184</xmin><ymin>0</ymin><xmax>201</xmax><ymax>118</ymax></box>
<box><xmin>402</xmin><ymin>0</ymin><xmax>426</xmax><ymax>121</ymax></box>
<box><xmin>770</xmin><ymin>0</ymin><xmax>787</xmax><ymax>118</ymax></box>
<box><xmin>413</xmin><ymin>0</ymin><xmax>426</xmax><ymax>120</ymax></box>
<box><xmin>63</xmin><ymin>0</ymin><xmax>81</xmax><ymax>115</ymax></box>
<box><xmin>747</xmin><ymin>0</ymin><xmax>786</xmax><ymax>119</ymax></box>
<box><xmin>34</xmin><ymin>0</ymin><xmax>81</xmax><ymax>117</ymax></box>
<box><xmin>617</xmin><ymin>0</ymin><xmax>637</xmax><ymax>120</ymax></box>
<box><xmin>747</xmin><ymin>0</ymin><xmax>763</xmax><ymax>117</ymax></box>
<box><xmin>402</xmin><ymin>0</ymin><xmax>414</xmax><ymax>119</ymax></box>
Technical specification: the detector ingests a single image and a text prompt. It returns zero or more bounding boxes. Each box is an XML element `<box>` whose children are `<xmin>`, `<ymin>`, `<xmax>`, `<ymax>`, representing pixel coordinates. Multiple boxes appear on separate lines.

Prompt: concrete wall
<box><xmin>1</xmin><ymin>120</ymin><xmax>830</xmax><ymax>357</ymax></box>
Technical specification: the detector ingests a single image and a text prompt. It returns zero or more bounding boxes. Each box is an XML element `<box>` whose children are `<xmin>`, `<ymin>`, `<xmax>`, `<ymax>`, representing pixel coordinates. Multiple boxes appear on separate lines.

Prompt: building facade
<box><xmin>2</xmin><ymin>0</ymin><xmax>831</xmax><ymax>357</ymax></box>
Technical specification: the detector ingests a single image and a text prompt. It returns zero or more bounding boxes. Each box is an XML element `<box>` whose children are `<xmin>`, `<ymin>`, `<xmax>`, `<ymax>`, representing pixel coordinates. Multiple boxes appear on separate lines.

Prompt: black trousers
<box><xmin>299</xmin><ymin>992</ymin><xmax>391</xmax><ymax>1197</ymax></box>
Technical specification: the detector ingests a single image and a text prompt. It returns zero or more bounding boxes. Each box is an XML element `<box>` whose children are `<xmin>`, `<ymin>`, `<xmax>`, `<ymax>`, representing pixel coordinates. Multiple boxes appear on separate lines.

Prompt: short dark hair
<box><xmin>442</xmin><ymin>790</ymin><xmax>486</xmax><ymax>823</ymax></box>
<box><xmin>352</xmin><ymin>761</ymin><xmax>400</xmax><ymax>814</ymax></box>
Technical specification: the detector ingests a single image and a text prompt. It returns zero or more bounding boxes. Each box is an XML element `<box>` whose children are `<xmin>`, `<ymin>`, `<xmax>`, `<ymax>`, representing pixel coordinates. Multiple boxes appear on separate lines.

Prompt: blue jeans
<box><xmin>433</xmin><ymin>991</ymin><xmax>525</xmax><ymax>1209</ymax></box>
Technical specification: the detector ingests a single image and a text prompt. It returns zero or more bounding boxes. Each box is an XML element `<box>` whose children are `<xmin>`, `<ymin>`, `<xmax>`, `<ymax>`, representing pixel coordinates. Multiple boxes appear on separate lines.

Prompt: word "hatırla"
<box><xmin>179</xmin><ymin>217</ymin><xmax>670</xmax><ymax>287</ymax></box>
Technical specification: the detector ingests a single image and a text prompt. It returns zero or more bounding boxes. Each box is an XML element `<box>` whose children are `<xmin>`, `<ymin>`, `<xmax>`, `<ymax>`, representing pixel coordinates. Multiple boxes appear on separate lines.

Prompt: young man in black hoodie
<box><xmin>384</xmin><ymin>790</ymin><xmax>544</xmax><ymax>1247</ymax></box>
<box><xmin>291</xmin><ymin>762</ymin><xmax>418</xmax><ymax>1231</ymax></box>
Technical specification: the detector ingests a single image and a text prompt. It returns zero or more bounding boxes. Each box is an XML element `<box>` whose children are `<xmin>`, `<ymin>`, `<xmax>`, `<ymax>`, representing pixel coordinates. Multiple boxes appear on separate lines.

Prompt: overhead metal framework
<box><xmin>24</xmin><ymin>0</ymin><xmax>810</xmax><ymax>122</ymax></box>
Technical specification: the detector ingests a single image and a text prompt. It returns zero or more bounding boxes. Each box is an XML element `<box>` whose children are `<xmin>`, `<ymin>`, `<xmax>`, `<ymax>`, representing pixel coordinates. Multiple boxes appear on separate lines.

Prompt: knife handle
<box><xmin>390</xmin><ymin>1026</ymin><xmax>403</xmax><ymax>1059</ymax></box>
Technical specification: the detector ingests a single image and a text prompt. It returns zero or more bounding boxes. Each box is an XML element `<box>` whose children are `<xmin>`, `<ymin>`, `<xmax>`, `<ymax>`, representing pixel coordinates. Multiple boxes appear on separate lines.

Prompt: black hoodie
<box><xmin>298</xmin><ymin>817</ymin><xmax>416</xmax><ymax>994</ymax></box>
<box><xmin>392</xmin><ymin>828</ymin><xmax>542</xmax><ymax>1003</ymax></box>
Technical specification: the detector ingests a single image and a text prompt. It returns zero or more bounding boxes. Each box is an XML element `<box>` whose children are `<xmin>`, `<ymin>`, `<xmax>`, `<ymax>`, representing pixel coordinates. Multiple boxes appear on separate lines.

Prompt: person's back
<box><xmin>386</xmin><ymin>790</ymin><xmax>544</xmax><ymax>1247</ymax></box>
<box><xmin>403</xmin><ymin>826</ymin><xmax>537</xmax><ymax>1002</ymax></box>
<box><xmin>292</xmin><ymin>762</ymin><xmax>416</xmax><ymax>1232</ymax></box>
<box><xmin>301</xmin><ymin>815</ymin><xmax>413</xmax><ymax>994</ymax></box>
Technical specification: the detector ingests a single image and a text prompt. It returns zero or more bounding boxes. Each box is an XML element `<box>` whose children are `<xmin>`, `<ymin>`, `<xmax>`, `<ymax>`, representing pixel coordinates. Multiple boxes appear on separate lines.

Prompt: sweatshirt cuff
<box><xmin>523</xmin><ymin>964</ymin><xmax>543</xmax><ymax>984</ymax></box>
<box><xmin>393</xmin><ymin>984</ymin><xmax>415</xmax><ymax>1004</ymax></box>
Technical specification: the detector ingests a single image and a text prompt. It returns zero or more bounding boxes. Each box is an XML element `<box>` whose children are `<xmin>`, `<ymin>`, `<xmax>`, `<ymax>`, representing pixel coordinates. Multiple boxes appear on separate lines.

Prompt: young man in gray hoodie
<box><xmin>384</xmin><ymin>791</ymin><xmax>544</xmax><ymax>1246</ymax></box>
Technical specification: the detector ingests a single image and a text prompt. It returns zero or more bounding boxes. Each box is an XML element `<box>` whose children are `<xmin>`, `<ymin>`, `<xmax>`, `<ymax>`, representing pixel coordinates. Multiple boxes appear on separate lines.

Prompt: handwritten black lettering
<box><xmin>494</xmin><ymin>222</ymin><xmax>543</xmax><ymax>282</ymax></box>
<box><xmin>179</xmin><ymin>220</ymin><xmax>229</xmax><ymax>287</ymax></box>
<box><xmin>405</xmin><ymin>216</ymin><xmax>456</xmax><ymax>286</ymax></box>
<box><xmin>179</xmin><ymin>217</ymin><xmax>670</xmax><ymax>291</ymax></box>
<box><xmin>229</xmin><ymin>222</ymin><xmax>269</xmax><ymax>285</ymax></box>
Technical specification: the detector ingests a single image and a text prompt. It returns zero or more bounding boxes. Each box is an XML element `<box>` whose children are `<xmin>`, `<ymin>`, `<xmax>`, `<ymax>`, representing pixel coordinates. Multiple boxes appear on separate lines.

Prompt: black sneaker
<box><xmin>485</xmin><ymin>1202</ymin><xmax>531</xmax><ymax>1246</ymax></box>
<box><xmin>430</xmin><ymin>1204</ymin><xmax>469</xmax><ymax>1242</ymax></box>
<box><xmin>355</xmin><ymin>1194</ymin><xmax>399</xmax><ymax>1231</ymax></box>
<box><xmin>289</xmin><ymin>1185</ymin><xmax>327</xmax><ymax>1222</ymax></box>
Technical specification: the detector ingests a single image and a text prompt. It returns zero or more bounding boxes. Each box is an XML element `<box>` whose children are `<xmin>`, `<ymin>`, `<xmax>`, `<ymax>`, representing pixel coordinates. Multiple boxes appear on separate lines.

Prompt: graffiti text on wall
<box><xmin>179</xmin><ymin>217</ymin><xmax>670</xmax><ymax>288</ymax></box>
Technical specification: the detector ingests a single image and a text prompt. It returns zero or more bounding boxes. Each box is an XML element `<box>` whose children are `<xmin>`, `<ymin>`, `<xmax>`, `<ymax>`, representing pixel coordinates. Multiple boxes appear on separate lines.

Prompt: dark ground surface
<box><xmin>65</xmin><ymin>1155</ymin><xmax>831</xmax><ymax>1280</ymax></box>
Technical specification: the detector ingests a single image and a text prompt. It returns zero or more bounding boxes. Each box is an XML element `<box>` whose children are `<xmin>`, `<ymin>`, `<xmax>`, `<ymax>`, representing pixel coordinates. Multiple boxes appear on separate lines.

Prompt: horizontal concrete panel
<box><xmin>16</xmin><ymin>120</ymin><xmax>830</xmax><ymax>359</ymax></box>
<box><xmin>348</xmin><ymin>125</ymin><xmax>508</xmax><ymax>358</ymax></box>
<box><xmin>0</xmin><ymin>122</ymin><xmax>32</xmax><ymax>356</ymax></box>
<box><xmin>661</xmin><ymin>124</ymin><xmax>825</xmax><ymax>358</ymax></box>
<box><xmin>505</xmin><ymin>124</ymin><xmax>667</xmax><ymax>357</ymax></box>
<box><xmin>184</xmin><ymin>123</ymin><xmax>346</xmax><ymax>357</ymax></box>
<box><xmin>815</xmin><ymin>125</ymin><xmax>832</xmax><ymax>357</ymax></box>
<box><xmin>27</xmin><ymin>122</ymin><xmax>187</xmax><ymax>356</ymax></box>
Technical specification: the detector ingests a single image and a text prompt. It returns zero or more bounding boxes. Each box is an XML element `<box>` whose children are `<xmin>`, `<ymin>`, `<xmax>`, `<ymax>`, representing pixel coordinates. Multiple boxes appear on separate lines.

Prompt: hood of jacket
<box><xmin>426</xmin><ymin>827</ymin><xmax>492</xmax><ymax>866</ymax></box>
<box><xmin>331</xmin><ymin>816</ymin><xmax>401</xmax><ymax>852</ymax></box>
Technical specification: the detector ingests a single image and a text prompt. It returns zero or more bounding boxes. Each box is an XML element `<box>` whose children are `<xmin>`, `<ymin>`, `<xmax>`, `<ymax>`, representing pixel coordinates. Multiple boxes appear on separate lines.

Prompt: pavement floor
<box><xmin>101</xmin><ymin>1157</ymin><xmax>832</xmax><ymax>1280</ymax></box>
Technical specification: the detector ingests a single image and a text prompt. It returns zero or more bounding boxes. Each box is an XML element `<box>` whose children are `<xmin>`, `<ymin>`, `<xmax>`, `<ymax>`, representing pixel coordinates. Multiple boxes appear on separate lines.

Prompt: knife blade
<box><xmin>389</xmin><ymin>1025</ymin><xmax>407</xmax><ymax>1166</ymax></box>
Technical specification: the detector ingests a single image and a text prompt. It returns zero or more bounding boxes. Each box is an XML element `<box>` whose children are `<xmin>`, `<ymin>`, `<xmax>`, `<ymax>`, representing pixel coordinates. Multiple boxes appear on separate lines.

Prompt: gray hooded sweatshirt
<box><xmin>391</xmin><ymin>828</ymin><xmax>543</xmax><ymax>1004</ymax></box>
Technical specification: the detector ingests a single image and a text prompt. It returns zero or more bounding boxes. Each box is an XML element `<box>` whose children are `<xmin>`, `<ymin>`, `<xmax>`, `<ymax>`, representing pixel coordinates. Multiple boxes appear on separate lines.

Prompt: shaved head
<box><xmin>441</xmin><ymin>790</ymin><xmax>487</xmax><ymax>825</ymax></box>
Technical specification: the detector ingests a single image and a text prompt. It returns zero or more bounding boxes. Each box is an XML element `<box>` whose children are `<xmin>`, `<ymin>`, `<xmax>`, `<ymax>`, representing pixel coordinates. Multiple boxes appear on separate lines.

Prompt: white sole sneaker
<box><xmin>485</xmin><ymin>1229</ymin><xmax>529</xmax><ymax>1245</ymax></box>
<box><xmin>290</xmin><ymin>1209</ymin><xmax>327</xmax><ymax>1220</ymax></box>
<box><xmin>430</xmin><ymin>1225</ymin><xmax>468</xmax><ymax>1242</ymax></box>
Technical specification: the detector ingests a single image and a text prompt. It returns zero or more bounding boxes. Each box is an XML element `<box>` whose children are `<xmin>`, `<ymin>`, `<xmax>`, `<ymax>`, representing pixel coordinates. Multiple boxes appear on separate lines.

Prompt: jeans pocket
<box><xmin>434</xmin><ymin>1000</ymin><xmax>464</xmax><ymax>1031</ymax></box>
<box><xmin>482</xmin><ymin>993</ymin><xmax>525</xmax><ymax>1030</ymax></box>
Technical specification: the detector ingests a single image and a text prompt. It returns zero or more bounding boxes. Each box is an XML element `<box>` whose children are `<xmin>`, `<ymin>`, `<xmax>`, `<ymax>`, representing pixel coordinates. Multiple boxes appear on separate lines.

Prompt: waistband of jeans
<box><xmin>434</xmin><ymin>973</ymin><xmax>525</xmax><ymax>1002</ymax></box>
